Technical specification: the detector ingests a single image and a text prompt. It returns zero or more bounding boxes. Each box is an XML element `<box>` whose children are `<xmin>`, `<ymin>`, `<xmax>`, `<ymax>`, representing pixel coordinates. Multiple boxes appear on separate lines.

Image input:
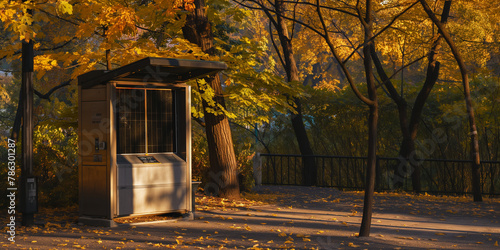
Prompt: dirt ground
<box><xmin>2</xmin><ymin>185</ymin><xmax>499</xmax><ymax>249</ymax></box>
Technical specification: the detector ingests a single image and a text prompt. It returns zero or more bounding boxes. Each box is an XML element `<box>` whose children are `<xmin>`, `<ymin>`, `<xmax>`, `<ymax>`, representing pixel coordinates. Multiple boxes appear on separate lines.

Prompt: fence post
<box><xmin>375</xmin><ymin>156</ymin><xmax>381</xmax><ymax>192</ymax></box>
<box><xmin>253</xmin><ymin>153</ymin><xmax>262</xmax><ymax>186</ymax></box>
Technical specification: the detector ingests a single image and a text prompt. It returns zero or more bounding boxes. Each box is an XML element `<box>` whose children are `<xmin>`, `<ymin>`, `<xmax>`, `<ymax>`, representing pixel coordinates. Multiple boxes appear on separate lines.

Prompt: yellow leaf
<box><xmin>267</xmin><ymin>240</ymin><xmax>274</xmax><ymax>243</ymax></box>
<box><xmin>348</xmin><ymin>242</ymin><xmax>359</xmax><ymax>247</ymax></box>
<box><xmin>435</xmin><ymin>233</ymin><xmax>446</xmax><ymax>236</ymax></box>
<box><xmin>57</xmin><ymin>0</ymin><xmax>73</xmax><ymax>15</ymax></box>
<box><xmin>303</xmin><ymin>238</ymin><xmax>311</xmax><ymax>242</ymax></box>
<box><xmin>494</xmin><ymin>241</ymin><xmax>498</xmax><ymax>247</ymax></box>
<box><xmin>278</xmin><ymin>232</ymin><xmax>287</xmax><ymax>237</ymax></box>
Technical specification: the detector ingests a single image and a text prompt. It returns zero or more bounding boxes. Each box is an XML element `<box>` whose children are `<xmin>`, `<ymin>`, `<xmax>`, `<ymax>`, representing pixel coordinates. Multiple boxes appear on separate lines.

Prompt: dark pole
<box><xmin>21</xmin><ymin>14</ymin><xmax>36</xmax><ymax>226</ymax></box>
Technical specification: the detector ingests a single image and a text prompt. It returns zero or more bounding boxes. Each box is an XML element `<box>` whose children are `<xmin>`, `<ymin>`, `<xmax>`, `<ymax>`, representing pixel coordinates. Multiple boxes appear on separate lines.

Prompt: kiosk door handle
<box><xmin>95</xmin><ymin>138</ymin><xmax>99</xmax><ymax>152</ymax></box>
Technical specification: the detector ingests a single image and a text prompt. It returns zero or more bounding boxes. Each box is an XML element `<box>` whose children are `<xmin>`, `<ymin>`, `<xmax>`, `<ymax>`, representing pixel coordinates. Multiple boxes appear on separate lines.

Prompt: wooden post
<box><xmin>21</xmin><ymin>36</ymin><xmax>36</xmax><ymax>226</ymax></box>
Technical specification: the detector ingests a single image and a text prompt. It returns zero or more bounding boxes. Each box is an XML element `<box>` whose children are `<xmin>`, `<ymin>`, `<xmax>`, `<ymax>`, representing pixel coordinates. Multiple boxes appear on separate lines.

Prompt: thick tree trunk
<box><xmin>419</xmin><ymin>0</ymin><xmax>482</xmax><ymax>202</ymax></box>
<box><xmin>290</xmin><ymin>98</ymin><xmax>316</xmax><ymax>186</ymax></box>
<box><xmin>182</xmin><ymin>0</ymin><xmax>240</xmax><ymax>198</ymax></box>
<box><xmin>370</xmin><ymin>1</ymin><xmax>451</xmax><ymax>193</ymax></box>
<box><xmin>274</xmin><ymin>0</ymin><xmax>317</xmax><ymax>186</ymax></box>
<box><xmin>200</xmin><ymin>76</ymin><xmax>241</xmax><ymax>198</ymax></box>
<box><xmin>359</xmin><ymin>0</ymin><xmax>378</xmax><ymax>237</ymax></box>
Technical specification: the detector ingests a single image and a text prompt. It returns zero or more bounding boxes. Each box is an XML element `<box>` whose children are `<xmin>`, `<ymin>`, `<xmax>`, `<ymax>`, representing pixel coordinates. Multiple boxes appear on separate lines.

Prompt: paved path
<box><xmin>2</xmin><ymin>185</ymin><xmax>499</xmax><ymax>249</ymax></box>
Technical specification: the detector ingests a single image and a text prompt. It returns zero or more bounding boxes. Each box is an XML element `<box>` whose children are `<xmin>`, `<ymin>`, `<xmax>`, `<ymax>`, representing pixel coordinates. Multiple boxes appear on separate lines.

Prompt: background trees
<box><xmin>0</xmin><ymin>0</ymin><xmax>498</xmax><ymax>218</ymax></box>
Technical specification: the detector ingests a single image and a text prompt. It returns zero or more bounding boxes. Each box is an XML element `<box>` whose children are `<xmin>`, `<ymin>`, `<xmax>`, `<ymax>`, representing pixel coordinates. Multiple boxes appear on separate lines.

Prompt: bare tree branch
<box><xmin>11</xmin><ymin>80</ymin><xmax>71</xmax><ymax>140</ymax></box>
<box><xmin>34</xmin><ymin>80</ymin><xmax>71</xmax><ymax>100</ymax></box>
<box><xmin>316</xmin><ymin>0</ymin><xmax>373</xmax><ymax>105</ymax></box>
<box><xmin>280</xmin><ymin>0</ymin><xmax>358</xmax><ymax>18</ymax></box>
<box><xmin>192</xmin><ymin>115</ymin><xmax>206</xmax><ymax>127</ymax></box>
<box><xmin>269</xmin><ymin>22</ymin><xmax>286</xmax><ymax>71</ymax></box>
<box><xmin>343</xmin><ymin>0</ymin><xmax>419</xmax><ymax>64</ymax></box>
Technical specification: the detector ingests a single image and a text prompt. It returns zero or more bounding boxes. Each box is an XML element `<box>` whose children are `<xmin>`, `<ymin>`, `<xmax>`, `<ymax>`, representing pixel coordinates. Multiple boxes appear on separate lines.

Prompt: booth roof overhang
<box><xmin>78</xmin><ymin>57</ymin><xmax>228</xmax><ymax>89</ymax></box>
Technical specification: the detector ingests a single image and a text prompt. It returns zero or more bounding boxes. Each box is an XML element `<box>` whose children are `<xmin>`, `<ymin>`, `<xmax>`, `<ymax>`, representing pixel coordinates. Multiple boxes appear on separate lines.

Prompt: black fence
<box><xmin>259</xmin><ymin>154</ymin><xmax>500</xmax><ymax>196</ymax></box>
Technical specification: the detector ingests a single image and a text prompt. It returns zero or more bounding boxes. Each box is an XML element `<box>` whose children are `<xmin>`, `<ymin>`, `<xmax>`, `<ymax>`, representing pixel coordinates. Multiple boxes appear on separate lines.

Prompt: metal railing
<box><xmin>256</xmin><ymin>153</ymin><xmax>500</xmax><ymax>196</ymax></box>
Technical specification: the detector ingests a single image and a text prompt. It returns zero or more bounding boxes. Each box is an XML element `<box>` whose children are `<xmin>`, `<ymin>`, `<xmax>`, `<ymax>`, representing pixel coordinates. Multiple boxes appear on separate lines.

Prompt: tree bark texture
<box><xmin>273</xmin><ymin>0</ymin><xmax>317</xmax><ymax>186</ymax></box>
<box><xmin>182</xmin><ymin>0</ymin><xmax>240</xmax><ymax>198</ymax></box>
<box><xmin>10</xmin><ymin>86</ymin><xmax>23</xmax><ymax>141</ymax></box>
<box><xmin>21</xmin><ymin>34</ymin><xmax>35</xmax><ymax>226</ymax></box>
<box><xmin>359</xmin><ymin>0</ymin><xmax>378</xmax><ymax>237</ymax></box>
<box><xmin>419</xmin><ymin>0</ymin><xmax>482</xmax><ymax>202</ymax></box>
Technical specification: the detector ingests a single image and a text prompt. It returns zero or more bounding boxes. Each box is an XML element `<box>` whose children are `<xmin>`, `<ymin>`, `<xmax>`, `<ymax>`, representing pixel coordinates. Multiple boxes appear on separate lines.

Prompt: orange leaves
<box><xmin>183</xmin><ymin>0</ymin><xmax>195</xmax><ymax>12</ymax></box>
<box><xmin>0</xmin><ymin>0</ymin><xmax>197</xmax><ymax>81</ymax></box>
<box><xmin>34</xmin><ymin>55</ymin><xmax>59</xmax><ymax>79</ymax></box>
<box><xmin>0</xmin><ymin>1</ymin><xmax>36</xmax><ymax>41</ymax></box>
<box><xmin>99</xmin><ymin>6</ymin><xmax>138</xmax><ymax>39</ymax></box>
<box><xmin>75</xmin><ymin>1</ymin><xmax>140</xmax><ymax>41</ymax></box>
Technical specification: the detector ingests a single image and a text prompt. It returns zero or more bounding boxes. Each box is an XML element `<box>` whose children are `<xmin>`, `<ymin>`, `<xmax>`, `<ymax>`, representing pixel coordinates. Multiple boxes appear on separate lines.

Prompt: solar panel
<box><xmin>147</xmin><ymin>90</ymin><xmax>175</xmax><ymax>153</ymax></box>
<box><xmin>116</xmin><ymin>89</ymin><xmax>175</xmax><ymax>154</ymax></box>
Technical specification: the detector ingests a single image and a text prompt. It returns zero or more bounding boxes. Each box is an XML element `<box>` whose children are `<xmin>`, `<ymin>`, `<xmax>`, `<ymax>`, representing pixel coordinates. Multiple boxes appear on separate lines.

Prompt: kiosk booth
<box><xmin>77</xmin><ymin>57</ymin><xmax>226</xmax><ymax>226</ymax></box>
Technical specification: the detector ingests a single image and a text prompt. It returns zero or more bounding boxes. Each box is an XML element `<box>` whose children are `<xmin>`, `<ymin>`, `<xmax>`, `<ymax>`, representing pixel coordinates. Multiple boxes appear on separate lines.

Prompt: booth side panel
<box><xmin>108</xmin><ymin>83</ymin><xmax>117</xmax><ymax>219</ymax></box>
<box><xmin>78</xmin><ymin>86</ymin><xmax>82</xmax><ymax>216</ymax></box>
<box><xmin>176</xmin><ymin>86</ymin><xmax>192</xmax><ymax>213</ymax></box>
<box><xmin>79</xmin><ymin>85</ymin><xmax>110</xmax><ymax>218</ymax></box>
<box><xmin>186</xmin><ymin>86</ymin><xmax>192</xmax><ymax>213</ymax></box>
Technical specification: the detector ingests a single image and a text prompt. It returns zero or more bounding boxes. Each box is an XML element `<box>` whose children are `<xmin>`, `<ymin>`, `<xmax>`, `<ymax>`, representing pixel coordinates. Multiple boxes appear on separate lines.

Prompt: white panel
<box><xmin>118</xmin><ymin>183</ymin><xmax>187</xmax><ymax>216</ymax></box>
<box><xmin>118</xmin><ymin>165</ymin><xmax>186</xmax><ymax>187</ymax></box>
<box><xmin>116</xmin><ymin>153</ymin><xmax>189</xmax><ymax>216</ymax></box>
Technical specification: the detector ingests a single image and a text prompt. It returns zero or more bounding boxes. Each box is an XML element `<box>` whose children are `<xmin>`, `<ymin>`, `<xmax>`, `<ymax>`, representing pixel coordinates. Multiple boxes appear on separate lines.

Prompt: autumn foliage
<box><xmin>0</xmin><ymin>0</ymin><xmax>499</xmax><ymax>217</ymax></box>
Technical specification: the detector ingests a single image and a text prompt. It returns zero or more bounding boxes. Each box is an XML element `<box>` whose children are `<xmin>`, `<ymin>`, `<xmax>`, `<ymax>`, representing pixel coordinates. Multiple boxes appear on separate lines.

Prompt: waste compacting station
<box><xmin>77</xmin><ymin>57</ymin><xmax>226</xmax><ymax>226</ymax></box>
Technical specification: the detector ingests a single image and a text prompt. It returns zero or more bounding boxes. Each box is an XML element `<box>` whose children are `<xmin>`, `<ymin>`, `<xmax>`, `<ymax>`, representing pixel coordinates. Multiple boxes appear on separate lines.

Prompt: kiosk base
<box><xmin>79</xmin><ymin>213</ymin><xmax>194</xmax><ymax>227</ymax></box>
<box><xmin>78</xmin><ymin>217</ymin><xmax>118</xmax><ymax>227</ymax></box>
